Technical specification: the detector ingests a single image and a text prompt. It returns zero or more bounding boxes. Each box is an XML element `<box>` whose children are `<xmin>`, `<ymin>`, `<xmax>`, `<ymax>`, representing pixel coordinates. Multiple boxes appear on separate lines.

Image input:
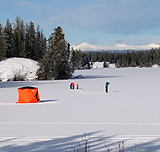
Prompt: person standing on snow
<box><xmin>77</xmin><ymin>84</ymin><xmax>79</xmax><ymax>89</ymax></box>
<box><xmin>105</xmin><ymin>81</ymin><xmax>110</xmax><ymax>93</ymax></box>
<box><xmin>72</xmin><ymin>82</ymin><xmax>75</xmax><ymax>89</ymax></box>
<box><xmin>70</xmin><ymin>83</ymin><xmax>72</xmax><ymax>89</ymax></box>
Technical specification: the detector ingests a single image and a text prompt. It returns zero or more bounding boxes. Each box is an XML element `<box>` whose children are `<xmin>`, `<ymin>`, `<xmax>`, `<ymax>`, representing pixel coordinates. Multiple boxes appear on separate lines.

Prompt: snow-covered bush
<box><xmin>0</xmin><ymin>58</ymin><xmax>39</xmax><ymax>82</ymax></box>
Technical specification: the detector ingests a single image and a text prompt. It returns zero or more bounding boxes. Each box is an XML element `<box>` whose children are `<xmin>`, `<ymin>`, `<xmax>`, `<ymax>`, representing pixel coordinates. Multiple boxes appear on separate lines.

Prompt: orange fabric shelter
<box><xmin>17</xmin><ymin>86</ymin><xmax>40</xmax><ymax>103</ymax></box>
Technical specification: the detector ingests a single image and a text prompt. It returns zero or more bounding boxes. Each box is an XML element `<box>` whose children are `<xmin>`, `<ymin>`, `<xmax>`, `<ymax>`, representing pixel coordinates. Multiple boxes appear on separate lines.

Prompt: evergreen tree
<box><xmin>68</xmin><ymin>47</ymin><xmax>75</xmax><ymax>73</ymax></box>
<box><xmin>25</xmin><ymin>23</ymin><xmax>29</xmax><ymax>58</ymax></box>
<box><xmin>26</xmin><ymin>21</ymin><xmax>35</xmax><ymax>59</ymax></box>
<box><xmin>153</xmin><ymin>49</ymin><xmax>159</xmax><ymax>65</ymax></box>
<box><xmin>37</xmin><ymin>53</ymin><xmax>52</xmax><ymax>80</ymax></box>
<box><xmin>72</xmin><ymin>50</ymin><xmax>84</xmax><ymax>69</ymax></box>
<box><xmin>0</xmin><ymin>23</ymin><xmax>6</xmax><ymax>60</ymax></box>
<box><xmin>37</xmin><ymin>26</ymin><xmax>73</xmax><ymax>80</ymax></box>
<box><xmin>4</xmin><ymin>19</ymin><xmax>15</xmax><ymax>57</ymax></box>
<box><xmin>157</xmin><ymin>49</ymin><xmax>160</xmax><ymax>64</ymax></box>
<box><xmin>137</xmin><ymin>51</ymin><xmax>143</xmax><ymax>67</ymax></box>
<box><xmin>49</xmin><ymin>26</ymin><xmax>72</xmax><ymax>79</ymax></box>
<box><xmin>103</xmin><ymin>60</ymin><xmax>107</xmax><ymax>68</ymax></box>
<box><xmin>130</xmin><ymin>52</ymin><xmax>137</xmax><ymax>67</ymax></box>
<box><xmin>121</xmin><ymin>53</ymin><xmax>127</xmax><ymax>67</ymax></box>
<box><xmin>35</xmin><ymin>26</ymin><xmax>47</xmax><ymax>61</ymax></box>
<box><xmin>84</xmin><ymin>53</ymin><xmax>91</xmax><ymax>69</ymax></box>
<box><xmin>14</xmin><ymin>16</ymin><xmax>26</xmax><ymax>57</ymax></box>
<box><xmin>126</xmin><ymin>51</ymin><xmax>130</xmax><ymax>67</ymax></box>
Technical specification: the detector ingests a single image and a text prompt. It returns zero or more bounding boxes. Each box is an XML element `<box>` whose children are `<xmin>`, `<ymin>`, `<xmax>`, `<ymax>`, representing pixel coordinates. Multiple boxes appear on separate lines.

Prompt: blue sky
<box><xmin>1</xmin><ymin>0</ymin><xmax>160</xmax><ymax>46</ymax></box>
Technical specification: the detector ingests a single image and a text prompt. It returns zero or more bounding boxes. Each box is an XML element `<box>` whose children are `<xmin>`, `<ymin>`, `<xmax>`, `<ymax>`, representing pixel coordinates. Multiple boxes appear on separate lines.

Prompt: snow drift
<box><xmin>92</xmin><ymin>62</ymin><xmax>116</xmax><ymax>68</ymax></box>
<box><xmin>0</xmin><ymin>58</ymin><xmax>39</xmax><ymax>82</ymax></box>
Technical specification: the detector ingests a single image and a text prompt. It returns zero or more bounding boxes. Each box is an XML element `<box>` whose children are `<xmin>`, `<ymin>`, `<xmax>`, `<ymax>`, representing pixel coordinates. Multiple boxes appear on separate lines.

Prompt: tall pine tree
<box><xmin>26</xmin><ymin>21</ymin><xmax>35</xmax><ymax>59</ymax></box>
<box><xmin>5</xmin><ymin>19</ymin><xmax>15</xmax><ymax>57</ymax></box>
<box><xmin>0</xmin><ymin>23</ymin><xmax>6</xmax><ymax>60</ymax></box>
<box><xmin>35</xmin><ymin>26</ymin><xmax>47</xmax><ymax>61</ymax></box>
<box><xmin>48</xmin><ymin>26</ymin><xmax>72</xmax><ymax>79</ymax></box>
<box><xmin>37</xmin><ymin>26</ymin><xmax>73</xmax><ymax>80</ymax></box>
<box><xmin>14</xmin><ymin>16</ymin><xmax>26</xmax><ymax>57</ymax></box>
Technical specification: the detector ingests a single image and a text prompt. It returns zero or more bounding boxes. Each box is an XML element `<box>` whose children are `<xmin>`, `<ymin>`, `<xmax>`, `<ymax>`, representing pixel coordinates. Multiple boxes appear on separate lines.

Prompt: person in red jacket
<box><xmin>71</xmin><ymin>82</ymin><xmax>75</xmax><ymax>89</ymax></box>
<box><xmin>77</xmin><ymin>84</ymin><xmax>79</xmax><ymax>89</ymax></box>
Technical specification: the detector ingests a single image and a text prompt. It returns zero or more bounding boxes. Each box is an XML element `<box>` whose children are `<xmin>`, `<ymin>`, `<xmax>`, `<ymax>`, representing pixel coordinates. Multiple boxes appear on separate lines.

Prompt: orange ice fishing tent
<box><xmin>17</xmin><ymin>86</ymin><xmax>40</xmax><ymax>103</ymax></box>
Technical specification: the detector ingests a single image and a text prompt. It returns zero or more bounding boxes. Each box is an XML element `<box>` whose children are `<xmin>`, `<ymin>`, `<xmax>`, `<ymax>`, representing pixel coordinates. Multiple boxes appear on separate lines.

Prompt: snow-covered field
<box><xmin>0</xmin><ymin>58</ymin><xmax>160</xmax><ymax>151</ymax></box>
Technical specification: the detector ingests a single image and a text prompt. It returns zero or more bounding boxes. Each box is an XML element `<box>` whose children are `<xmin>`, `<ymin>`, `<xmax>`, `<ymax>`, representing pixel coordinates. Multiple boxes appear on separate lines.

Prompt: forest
<box><xmin>0</xmin><ymin>16</ymin><xmax>160</xmax><ymax>79</ymax></box>
<box><xmin>0</xmin><ymin>16</ymin><xmax>47</xmax><ymax>61</ymax></box>
<box><xmin>83</xmin><ymin>48</ymin><xmax>160</xmax><ymax>68</ymax></box>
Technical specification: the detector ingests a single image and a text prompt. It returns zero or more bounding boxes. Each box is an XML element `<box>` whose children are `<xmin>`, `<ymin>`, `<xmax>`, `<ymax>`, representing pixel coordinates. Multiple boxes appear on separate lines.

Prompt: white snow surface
<box><xmin>0</xmin><ymin>58</ymin><xmax>160</xmax><ymax>151</ymax></box>
<box><xmin>92</xmin><ymin>62</ymin><xmax>116</xmax><ymax>68</ymax></box>
<box><xmin>0</xmin><ymin>58</ymin><xmax>39</xmax><ymax>82</ymax></box>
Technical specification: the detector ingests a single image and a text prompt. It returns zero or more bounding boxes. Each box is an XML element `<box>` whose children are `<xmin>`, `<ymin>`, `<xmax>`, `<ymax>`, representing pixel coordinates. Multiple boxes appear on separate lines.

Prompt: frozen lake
<box><xmin>0</xmin><ymin>68</ymin><xmax>160</xmax><ymax>151</ymax></box>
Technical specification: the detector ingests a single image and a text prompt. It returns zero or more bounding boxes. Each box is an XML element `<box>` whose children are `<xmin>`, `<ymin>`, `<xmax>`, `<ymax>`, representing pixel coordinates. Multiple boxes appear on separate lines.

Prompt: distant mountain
<box><xmin>71</xmin><ymin>42</ymin><xmax>160</xmax><ymax>51</ymax></box>
<box><xmin>71</xmin><ymin>42</ymin><xmax>98</xmax><ymax>51</ymax></box>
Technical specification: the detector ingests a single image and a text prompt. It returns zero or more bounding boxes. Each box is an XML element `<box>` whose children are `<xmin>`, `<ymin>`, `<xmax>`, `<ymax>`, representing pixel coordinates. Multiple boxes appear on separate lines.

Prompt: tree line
<box><xmin>83</xmin><ymin>48</ymin><xmax>160</xmax><ymax>68</ymax></box>
<box><xmin>0</xmin><ymin>16</ymin><xmax>47</xmax><ymax>61</ymax></box>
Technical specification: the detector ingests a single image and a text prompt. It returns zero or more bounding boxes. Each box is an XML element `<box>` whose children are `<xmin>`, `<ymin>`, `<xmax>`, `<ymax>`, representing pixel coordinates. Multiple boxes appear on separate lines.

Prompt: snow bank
<box><xmin>0</xmin><ymin>58</ymin><xmax>39</xmax><ymax>82</ymax></box>
<box><xmin>92</xmin><ymin>62</ymin><xmax>104</xmax><ymax>68</ymax></box>
<box><xmin>108</xmin><ymin>63</ymin><xmax>116</xmax><ymax>68</ymax></box>
<box><xmin>92</xmin><ymin>62</ymin><xmax>116</xmax><ymax>68</ymax></box>
<box><xmin>152</xmin><ymin>64</ymin><xmax>159</xmax><ymax>68</ymax></box>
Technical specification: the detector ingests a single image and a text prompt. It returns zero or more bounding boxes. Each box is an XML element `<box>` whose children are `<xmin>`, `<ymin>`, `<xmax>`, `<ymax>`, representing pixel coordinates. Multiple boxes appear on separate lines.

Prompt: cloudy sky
<box><xmin>1</xmin><ymin>0</ymin><xmax>160</xmax><ymax>46</ymax></box>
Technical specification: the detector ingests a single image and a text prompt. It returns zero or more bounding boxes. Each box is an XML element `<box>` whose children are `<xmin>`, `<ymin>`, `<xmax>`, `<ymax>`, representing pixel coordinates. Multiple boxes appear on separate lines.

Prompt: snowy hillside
<box><xmin>0</xmin><ymin>58</ymin><xmax>39</xmax><ymax>82</ymax></box>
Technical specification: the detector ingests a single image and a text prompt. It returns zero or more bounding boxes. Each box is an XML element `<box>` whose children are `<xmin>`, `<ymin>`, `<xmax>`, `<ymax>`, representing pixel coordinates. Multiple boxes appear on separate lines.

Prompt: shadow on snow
<box><xmin>0</xmin><ymin>131</ymin><xmax>115</xmax><ymax>152</ymax></box>
<box><xmin>40</xmin><ymin>100</ymin><xmax>57</xmax><ymax>103</ymax></box>
<box><xmin>0</xmin><ymin>131</ymin><xmax>160</xmax><ymax>152</ymax></box>
<box><xmin>72</xmin><ymin>75</ymin><xmax>122</xmax><ymax>79</ymax></box>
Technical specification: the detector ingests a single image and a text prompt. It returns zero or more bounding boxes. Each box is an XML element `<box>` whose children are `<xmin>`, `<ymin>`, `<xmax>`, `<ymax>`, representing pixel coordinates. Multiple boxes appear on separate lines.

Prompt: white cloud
<box><xmin>50</xmin><ymin>0</ymin><xmax>160</xmax><ymax>35</ymax></box>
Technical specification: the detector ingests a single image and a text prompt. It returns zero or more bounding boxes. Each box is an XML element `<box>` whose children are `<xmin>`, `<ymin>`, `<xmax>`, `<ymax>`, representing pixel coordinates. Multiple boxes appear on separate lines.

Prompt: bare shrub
<box><xmin>66</xmin><ymin>133</ymin><xmax>90</xmax><ymax>152</ymax></box>
<box><xmin>105</xmin><ymin>141</ymin><xmax>126</xmax><ymax>152</ymax></box>
<box><xmin>66</xmin><ymin>134</ymin><xmax>143</xmax><ymax>152</ymax></box>
<box><xmin>12</xmin><ymin>69</ymin><xmax>28</xmax><ymax>81</ymax></box>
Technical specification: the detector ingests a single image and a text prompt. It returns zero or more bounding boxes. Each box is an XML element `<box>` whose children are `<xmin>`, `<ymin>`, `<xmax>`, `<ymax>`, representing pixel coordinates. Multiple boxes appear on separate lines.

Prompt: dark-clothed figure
<box><xmin>70</xmin><ymin>83</ymin><xmax>72</xmax><ymax>89</ymax></box>
<box><xmin>105</xmin><ymin>82</ymin><xmax>110</xmax><ymax>93</ymax></box>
